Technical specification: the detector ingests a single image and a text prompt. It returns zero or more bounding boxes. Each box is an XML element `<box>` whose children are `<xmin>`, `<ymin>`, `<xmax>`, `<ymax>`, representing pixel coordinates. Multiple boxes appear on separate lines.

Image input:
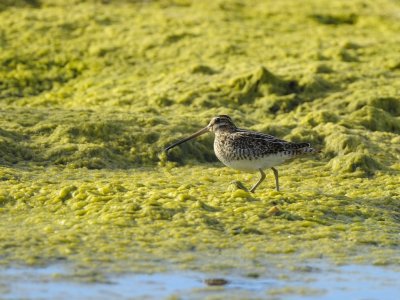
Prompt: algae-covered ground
<box><xmin>0</xmin><ymin>0</ymin><xmax>400</xmax><ymax>283</ymax></box>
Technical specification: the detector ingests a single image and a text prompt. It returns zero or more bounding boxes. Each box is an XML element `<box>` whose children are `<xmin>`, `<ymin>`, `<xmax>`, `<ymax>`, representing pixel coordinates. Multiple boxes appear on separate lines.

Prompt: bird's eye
<box><xmin>215</xmin><ymin>118</ymin><xmax>221</xmax><ymax>123</ymax></box>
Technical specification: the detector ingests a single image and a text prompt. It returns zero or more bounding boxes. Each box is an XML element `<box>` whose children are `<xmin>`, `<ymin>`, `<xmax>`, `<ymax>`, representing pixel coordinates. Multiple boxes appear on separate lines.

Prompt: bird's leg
<box><xmin>249</xmin><ymin>169</ymin><xmax>266</xmax><ymax>193</ymax></box>
<box><xmin>271</xmin><ymin>167</ymin><xmax>280</xmax><ymax>192</ymax></box>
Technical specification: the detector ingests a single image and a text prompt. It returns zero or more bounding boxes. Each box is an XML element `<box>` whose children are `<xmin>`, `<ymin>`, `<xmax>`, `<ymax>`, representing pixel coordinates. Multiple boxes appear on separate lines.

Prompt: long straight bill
<box><xmin>164</xmin><ymin>126</ymin><xmax>209</xmax><ymax>152</ymax></box>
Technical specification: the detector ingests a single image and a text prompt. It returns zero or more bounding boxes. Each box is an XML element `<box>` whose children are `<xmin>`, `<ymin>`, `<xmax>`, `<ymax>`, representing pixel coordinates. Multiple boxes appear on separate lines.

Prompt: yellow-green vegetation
<box><xmin>0</xmin><ymin>0</ymin><xmax>399</xmax><ymax>275</ymax></box>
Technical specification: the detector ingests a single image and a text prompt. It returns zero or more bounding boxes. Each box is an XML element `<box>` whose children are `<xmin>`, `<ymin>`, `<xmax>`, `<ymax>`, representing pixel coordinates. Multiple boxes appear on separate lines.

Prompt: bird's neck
<box><xmin>214</xmin><ymin>126</ymin><xmax>236</xmax><ymax>135</ymax></box>
<box><xmin>214</xmin><ymin>128</ymin><xmax>236</xmax><ymax>145</ymax></box>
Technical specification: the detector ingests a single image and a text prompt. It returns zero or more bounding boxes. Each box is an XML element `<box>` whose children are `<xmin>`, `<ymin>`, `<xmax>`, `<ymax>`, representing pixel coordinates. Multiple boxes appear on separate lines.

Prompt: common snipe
<box><xmin>165</xmin><ymin>115</ymin><xmax>317</xmax><ymax>192</ymax></box>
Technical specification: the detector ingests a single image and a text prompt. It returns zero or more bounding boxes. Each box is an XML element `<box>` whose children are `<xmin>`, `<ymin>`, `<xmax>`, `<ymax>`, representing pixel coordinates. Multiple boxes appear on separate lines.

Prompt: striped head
<box><xmin>207</xmin><ymin>115</ymin><xmax>237</xmax><ymax>133</ymax></box>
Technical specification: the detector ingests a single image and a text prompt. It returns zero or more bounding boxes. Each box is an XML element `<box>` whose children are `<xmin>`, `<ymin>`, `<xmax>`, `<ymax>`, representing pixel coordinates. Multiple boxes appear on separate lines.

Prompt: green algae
<box><xmin>0</xmin><ymin>164</ymin><xmax>399</xmax><ymax>273</ymax></box>
<box><xmin>0</xmin><ymin>0</ymin><xmax>400</xmax><ymax>277</ymax></box>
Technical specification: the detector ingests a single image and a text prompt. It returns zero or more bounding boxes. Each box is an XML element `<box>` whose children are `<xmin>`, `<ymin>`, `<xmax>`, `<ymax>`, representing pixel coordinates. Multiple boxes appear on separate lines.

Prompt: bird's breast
<box><xmin>214</xmin><ymin>135</ymin><xmax>234</xmax><ymax>161</ymax></box>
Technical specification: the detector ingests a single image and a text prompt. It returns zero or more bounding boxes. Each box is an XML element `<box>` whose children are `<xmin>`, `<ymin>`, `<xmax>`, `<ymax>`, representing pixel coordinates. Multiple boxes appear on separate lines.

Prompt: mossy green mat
<box><xmin>0</xmin><ymin>0</ymin><xmax>399</xmax><ymax>274</ymax></box>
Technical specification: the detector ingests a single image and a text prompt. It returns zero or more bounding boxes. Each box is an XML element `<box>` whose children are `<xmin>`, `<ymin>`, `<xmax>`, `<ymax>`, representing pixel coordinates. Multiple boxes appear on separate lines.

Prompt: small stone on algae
<box><xmin>267</xmin><ymin>206</ymin><xmax>281</xmax><ymax>216</ymax></box>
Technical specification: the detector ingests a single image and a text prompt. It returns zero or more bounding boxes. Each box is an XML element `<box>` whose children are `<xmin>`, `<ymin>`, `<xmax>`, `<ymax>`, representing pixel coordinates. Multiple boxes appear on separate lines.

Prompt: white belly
<box><xmin>218</xmin><ymin>154</ymin><xmax>289</xmax><ymax>172</ymax></box>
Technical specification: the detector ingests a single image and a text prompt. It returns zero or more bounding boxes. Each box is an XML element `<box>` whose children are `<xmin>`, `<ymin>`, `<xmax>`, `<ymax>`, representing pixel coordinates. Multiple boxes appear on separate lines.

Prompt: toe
<box><xmin>230</xmin><ymin>180</ymin><xmax>249</xmax><ymax>192</ymax></box>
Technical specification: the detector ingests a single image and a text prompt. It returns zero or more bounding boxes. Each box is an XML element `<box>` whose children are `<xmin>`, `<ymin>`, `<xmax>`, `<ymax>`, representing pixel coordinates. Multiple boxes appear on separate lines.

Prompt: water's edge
<box><xmin>1</xmin><ymin>263</ymin><xmax>399</xmax><ymax>300</ymax></box>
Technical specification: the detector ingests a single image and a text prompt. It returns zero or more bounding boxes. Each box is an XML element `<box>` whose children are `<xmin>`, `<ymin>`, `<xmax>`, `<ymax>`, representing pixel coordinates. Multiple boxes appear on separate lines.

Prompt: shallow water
<box><xmin>0</xmin><ymin>0</ymin><xmax>400</xmax><ymax>292</ymax></box>
<box><xmin>1</xmin><ymin>263</ymin><xmax>399</xmax><ymax>300</ymax></box>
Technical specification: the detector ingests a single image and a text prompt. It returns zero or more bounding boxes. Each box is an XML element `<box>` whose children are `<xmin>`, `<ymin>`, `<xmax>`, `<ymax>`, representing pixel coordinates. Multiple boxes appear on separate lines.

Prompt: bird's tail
<box><xmin>302</xmin><ymin>146</ymin><xmax>321</xmax><ymax>154</ymax></box>
<box><xmin>287</xmin><ymin>142</ymin><xmax>321</xmax><ymax>155</ymax></box>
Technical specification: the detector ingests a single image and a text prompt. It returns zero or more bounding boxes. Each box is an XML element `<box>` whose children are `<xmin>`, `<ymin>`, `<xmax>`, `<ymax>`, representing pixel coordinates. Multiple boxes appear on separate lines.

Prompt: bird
<box><xmin>164</xmin><ymin>115</ymin><xmax>317</xmax><ymax>192</ymax></box>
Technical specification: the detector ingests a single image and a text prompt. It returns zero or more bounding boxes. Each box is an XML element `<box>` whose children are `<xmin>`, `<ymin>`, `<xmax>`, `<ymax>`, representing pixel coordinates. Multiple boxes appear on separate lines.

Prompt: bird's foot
<box><xmin>229</xmin><ymin>180</ymin><xmax>250</xmax><ymax>192</ymax></box>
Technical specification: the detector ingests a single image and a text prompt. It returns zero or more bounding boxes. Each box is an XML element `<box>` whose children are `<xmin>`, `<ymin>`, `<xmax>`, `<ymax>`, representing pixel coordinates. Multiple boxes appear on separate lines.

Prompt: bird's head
<box><xmin>207</xmin><ymin>115</ymin><xmax>237</xmax><ymax>133</ymax></box>
<box><xmin>164</xmin><ymin>115</ymin><xmax>236</xmax><ymax>152</ymax></box>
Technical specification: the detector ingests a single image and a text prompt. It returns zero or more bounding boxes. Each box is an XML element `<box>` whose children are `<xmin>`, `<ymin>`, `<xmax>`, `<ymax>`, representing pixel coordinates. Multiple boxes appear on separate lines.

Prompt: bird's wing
<box><xmin>235</xmin><ymin>129</ymin><xmax>286</xmax><ymax>142</ymax></box>
<box><xmin>231</xmin><ymin>131</ymin><xmax>286</xmax><ymax>154</ymax></box>
<box><xmin>232</xmin><ymin>130</ymin><xmax>310</xmax><ymax>155</ymax></box>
